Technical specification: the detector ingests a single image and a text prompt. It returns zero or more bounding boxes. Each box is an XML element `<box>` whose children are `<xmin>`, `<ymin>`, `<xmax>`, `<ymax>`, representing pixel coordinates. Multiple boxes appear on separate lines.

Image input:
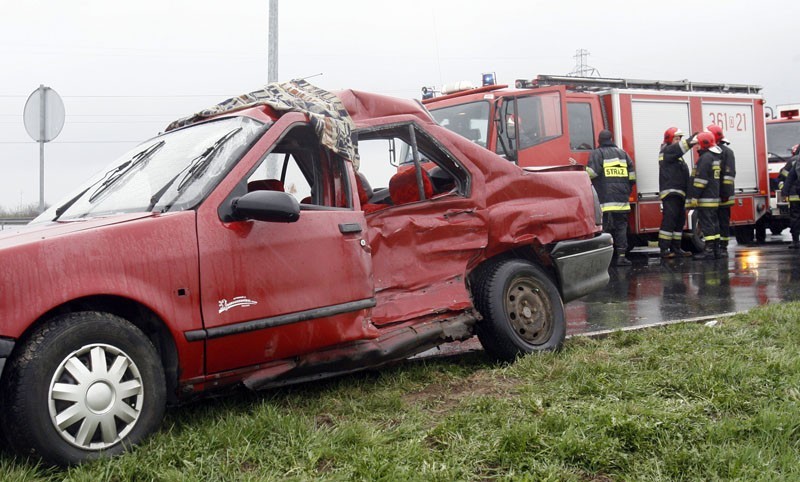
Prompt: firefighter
<box><xmin>658</xmin><ymin>127</ymin><xmax>697</xmax><ymax>258</ymax></box>
<box><xmin>687</xmin><ymin>132</ymin><xmax>723</xmax><ymax>260</ymax></box>
<box><xmin>586</xmin><ymin>129</ymin><xmax>636</xmax><ymax>266</ymax></box>
<box><xmin>781</xmin><ymin>144</ymin><xmax>800</xmax><ymax>248</ymax></box>
<box><xmin>707</xmin><ymin>124</ymin><xmax>736</xmax><ymax>256</ymax></box>
<box><xmin>776</xmin><ymin>144</ymin><xmax>799</xmax><ymax>193</ymax></box>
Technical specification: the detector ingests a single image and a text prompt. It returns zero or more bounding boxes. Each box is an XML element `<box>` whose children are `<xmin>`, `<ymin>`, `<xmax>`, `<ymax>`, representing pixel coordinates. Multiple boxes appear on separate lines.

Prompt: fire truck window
<box><xmin>567</xmin><ymin>102</ymin><xmax>594</xmax><ymax>150</ymax></box>
<box><xmin>429</xmin><ymin>101</ymin><xmax>490</xmax><ymax>147</ymax></box>
<box><xmin>517</xmin><ymin>92</ymin><xmax>564</xmax><ymax>150</ymax></box>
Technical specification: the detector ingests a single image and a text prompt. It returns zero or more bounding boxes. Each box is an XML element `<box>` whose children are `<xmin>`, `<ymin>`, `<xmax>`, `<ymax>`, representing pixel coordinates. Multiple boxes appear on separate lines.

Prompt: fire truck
<box><xmin>422</xmin><ymin>74</ymin><xmax>771</xmax><ymax>250</ymax></box>
<box><xmin>762</xmin><ymin>105</ymin><xmax>800</xmax><ymax>239</ymax></box>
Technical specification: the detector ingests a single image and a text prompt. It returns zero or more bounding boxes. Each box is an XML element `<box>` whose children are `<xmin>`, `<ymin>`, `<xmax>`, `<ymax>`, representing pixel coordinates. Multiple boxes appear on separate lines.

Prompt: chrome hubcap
<box><xmin>48</xmin><ymin>344</ymin><xmax>144</xmax><ymax>451</ymax></box>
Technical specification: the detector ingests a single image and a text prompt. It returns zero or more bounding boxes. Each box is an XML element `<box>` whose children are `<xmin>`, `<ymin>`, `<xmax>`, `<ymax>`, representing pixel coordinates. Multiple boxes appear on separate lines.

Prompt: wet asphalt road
<box><xmin>422</xmin><ymin>231</ymin><xmax>800</xmax><ymax>358</ymax></box>
<box><xmin>568</xmin><ymin>232</ymin><xmax>800</xmax><ymax>335</ymax></box>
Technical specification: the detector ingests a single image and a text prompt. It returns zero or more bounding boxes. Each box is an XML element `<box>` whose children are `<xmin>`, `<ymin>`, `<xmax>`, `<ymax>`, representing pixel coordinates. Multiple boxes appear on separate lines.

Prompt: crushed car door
<box><xmin>196</xmin><ymin>124</ymin><xmax>376</xmax><ymax>374</ymax></box>
<box><xmin>357</xmin><ymin>123</ymin><xmax>488</xmax><ymax>326</ymax></box>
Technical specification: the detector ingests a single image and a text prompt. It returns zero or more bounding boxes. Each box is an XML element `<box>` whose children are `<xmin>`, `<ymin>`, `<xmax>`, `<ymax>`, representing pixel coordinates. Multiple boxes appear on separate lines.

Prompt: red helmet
<box><xmin>663</xmin><ymin>127</ymin><xmax>684</xmax><ymax>144</ymax></box>
<box><xmin>707</xmin><ymin>124</ymin><xmax>724</xmax><ymax>143</ymax></box>
<box><xmin>793</xmin><ymin>144</ymin><xmax>800</xmax><ymax>156</ymax></box>
<box><xmin>696</xmin><ymin>132</ymin><xmax>717</xmax><ymax>150</ymax></box>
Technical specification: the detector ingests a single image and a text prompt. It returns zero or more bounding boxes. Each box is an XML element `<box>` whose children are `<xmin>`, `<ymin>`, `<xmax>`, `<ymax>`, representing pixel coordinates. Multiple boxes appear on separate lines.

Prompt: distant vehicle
<box><xmin>0</xmin><ymin>83</ymin><xmax>611</xmax><ymax>465</ymax></box>
<box><xmin>423</xmin><ymin>74</ymin><xmax>771</xmax><ymax>249</ymax></box>
<box><xmin>762</xmin><ymin>105</ymin><xmax>800</xmax><ymax>238</ymax></box>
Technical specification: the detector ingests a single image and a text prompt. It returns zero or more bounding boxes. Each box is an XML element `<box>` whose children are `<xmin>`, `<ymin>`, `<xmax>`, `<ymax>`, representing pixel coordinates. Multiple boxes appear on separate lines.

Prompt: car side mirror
<box><xmin>229</xmin><ymin>190</ymin><xmax>300</xmax><ymax>223</ymax></box>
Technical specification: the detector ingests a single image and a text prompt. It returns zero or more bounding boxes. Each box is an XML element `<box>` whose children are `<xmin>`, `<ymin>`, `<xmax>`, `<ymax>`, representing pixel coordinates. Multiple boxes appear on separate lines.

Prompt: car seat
<box><xmin>355</xmin><ymin>171</ymin><xmax>388</xmax><ymax>214</ymax></box>
<box><xmin>389</xmin><ymin>166</ymin><xmax>433</xmax><ymax>206</ymax></box>
<box><xmin>247</xmin><ymin>179</ymin><xmax>285</xmax><ymax>193</ymax></box>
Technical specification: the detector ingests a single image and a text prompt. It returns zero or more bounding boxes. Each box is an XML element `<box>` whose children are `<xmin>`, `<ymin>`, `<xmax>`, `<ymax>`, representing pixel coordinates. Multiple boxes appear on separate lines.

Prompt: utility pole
<box><xmin>268</xmin><ymin>0</ymin><xmax>279</xmax><ymax>83</ymax></box>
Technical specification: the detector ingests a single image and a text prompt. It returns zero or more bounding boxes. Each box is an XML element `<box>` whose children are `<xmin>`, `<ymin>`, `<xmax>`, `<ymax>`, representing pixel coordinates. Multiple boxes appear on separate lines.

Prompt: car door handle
<box><xmin>339</xmin><ymin>223</ymin><xmax>362</xmax><ymax>234</ymax></box>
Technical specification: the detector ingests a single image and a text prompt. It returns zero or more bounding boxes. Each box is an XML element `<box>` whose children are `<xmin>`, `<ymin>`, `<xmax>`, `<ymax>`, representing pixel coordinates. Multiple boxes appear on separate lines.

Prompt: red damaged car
<box><xmin>0</xmin><ymin>81</ymin><xmax>611</xmax><ymax>465</ymax></box>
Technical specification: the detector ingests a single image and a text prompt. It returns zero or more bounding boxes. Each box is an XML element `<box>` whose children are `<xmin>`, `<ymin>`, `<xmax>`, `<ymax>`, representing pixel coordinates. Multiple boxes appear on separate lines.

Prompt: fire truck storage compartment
<box><xmin>629</xmin><ymin>100</ymin><xmax>693</xmax><ymax>198</ymax></box>
<box><xmin>701</xmin><ymin>102</ymin><xmax>759</xmax><ymax>193</ymax></box>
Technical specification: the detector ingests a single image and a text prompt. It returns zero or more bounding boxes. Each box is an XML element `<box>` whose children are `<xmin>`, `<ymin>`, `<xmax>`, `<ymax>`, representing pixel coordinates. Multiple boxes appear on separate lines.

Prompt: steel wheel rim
<box><xmin>505</xmin><ymin>276</ymin><xmax>553</xmax><ymax>345</ymax></box>
<box><xmin>48</xmin><ymin>343</ymin><xmax>144</xmax><ymax>451</ymax></box>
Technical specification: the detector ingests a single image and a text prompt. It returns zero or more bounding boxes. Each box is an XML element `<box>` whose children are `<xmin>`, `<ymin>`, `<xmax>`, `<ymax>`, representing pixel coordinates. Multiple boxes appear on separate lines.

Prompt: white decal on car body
<box><xmin>218</xmin><ymin>296</ymin><xmax>258</xmax><ymax>313</ymax></box>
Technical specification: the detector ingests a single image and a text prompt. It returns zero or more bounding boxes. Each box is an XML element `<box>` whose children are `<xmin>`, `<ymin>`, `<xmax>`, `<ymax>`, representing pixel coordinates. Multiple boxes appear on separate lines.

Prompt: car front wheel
<box><xmin>2</xmin><ymin>312</ymin><xmax>166</xmax><ymax>466</ymax></box>
<box><xmin>473</xmin><ymin>259</ymin><xmax>566</xmax><ymax>361</ymax></box>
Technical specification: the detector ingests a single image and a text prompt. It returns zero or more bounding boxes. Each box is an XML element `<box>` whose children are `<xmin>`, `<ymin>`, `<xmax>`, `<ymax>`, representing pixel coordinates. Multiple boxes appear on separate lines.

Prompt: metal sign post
<box><xmin>23</xmin><ymin>85</ymin><xmax>65</xmax><ymax>212</ymax></box>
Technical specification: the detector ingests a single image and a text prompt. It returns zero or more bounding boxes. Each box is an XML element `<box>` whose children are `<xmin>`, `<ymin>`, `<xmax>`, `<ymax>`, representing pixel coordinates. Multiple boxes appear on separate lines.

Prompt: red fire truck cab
<box><xmin>763</xmin><ymin>105</ymin><xmax>800</xmax><ymax>239</ymax></box>
<box><xmin>423</xmin><ymin>75</ymin><xmax>771</xmax><ymax>250</ymax></box>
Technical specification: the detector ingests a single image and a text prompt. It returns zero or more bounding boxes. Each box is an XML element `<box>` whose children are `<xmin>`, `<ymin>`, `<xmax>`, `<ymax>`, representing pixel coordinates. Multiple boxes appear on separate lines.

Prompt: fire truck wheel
<box><xmin>472</xmin><ymin>259</ymin><xmax>566</xmax><ymax>361</ymax></box>
<box><xmin>734</xmin><ymin>225</ymin><xmax>755</xmax><ymax>244</ymax></box>
<box><xmin>1</xmin><ymin>312</ymin><xmax>166</xmax><ymax>466</ymax></box>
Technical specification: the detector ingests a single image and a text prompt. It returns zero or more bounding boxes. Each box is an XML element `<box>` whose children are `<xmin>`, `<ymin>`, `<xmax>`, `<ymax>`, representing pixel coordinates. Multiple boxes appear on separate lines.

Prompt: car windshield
<box><xmin>33</xmin><ymin>117</ymin><xmax>266</xmax><ymax>223</ymax></box>
<box><xmin>429</xmin><ymin>101</ymin><xmax>490</xmax><ymax>147</ymax></box>
<box><xmin>767</xmin><ymin>120</ymin><xmax>800</xmax><ymax>159</ymax></box>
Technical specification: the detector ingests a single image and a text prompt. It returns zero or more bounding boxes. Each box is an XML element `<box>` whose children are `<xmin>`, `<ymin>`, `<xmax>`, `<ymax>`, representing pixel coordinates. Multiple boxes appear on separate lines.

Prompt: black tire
<box><xmin>472</xmin><ymin>259</ymin><xmax>566</xmax><ymax>361</ymax></box>
<box><xmin>682</xmin><ymin>210</ymin><xmax>705</xmax><ymax>253</ymax></box>
<box><xmin>734</xmin><ymin>225</ymin><xmax>755</xmax><ymax>244</ymax></box>
<box><xmin>1</xmin><ymin>312</ymin><xmax>166</xmax><ymax>466</ymax></box>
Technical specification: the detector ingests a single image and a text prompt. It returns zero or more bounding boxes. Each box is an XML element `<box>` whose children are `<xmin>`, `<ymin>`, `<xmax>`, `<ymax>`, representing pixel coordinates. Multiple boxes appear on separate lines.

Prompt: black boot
<box><xmin>613</xmin><ymin>249</ymin><xmax>632</xmax><ymax>266</ymax></box>
<box><xmin>693</xmin><ymin>241</ymin><xmax>715</xmax><ymax>260</ymax></box>
<box><xmin>659</xmin><ymin>239</ymin><xmax>675</xmax><ymax>258</ymax></box>
<box><xmin>713</xmin><ymin>240</ymin><xmax>721</xmax><ymax>259</ymax></box>
<box><xmin>671</xmin><ymin>239</ymin><xmax>692</xmax><ymax>258</ymax></box>
<box><xmin>790</xmin><ymin>234</ymin><xmax>799</xmax><ymax>249</ymax></box>
<box><xmin>718</xmin><ymin>240</ymin><xmax>729</xmax><ymax>257</ymax></box>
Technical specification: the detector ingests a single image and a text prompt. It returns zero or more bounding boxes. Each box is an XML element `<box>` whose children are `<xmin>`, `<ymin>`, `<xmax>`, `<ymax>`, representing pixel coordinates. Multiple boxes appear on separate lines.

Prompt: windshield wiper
<box><xmin>147</xmin><ymin>127</ymin><xmax>242</xmax><ymax>212</ymax></box>
<box><xmin>51</xmin><ymin>141</ymin><xmax>165</xmax><ymax>221</ymax></box>
<box><xmin>88</xmin><ymin>140</ymin><xmax>166</xmax><ymax>203</ymax></box>
<box><xmin>177</xmin><ymin>128</ymin><xmax>242</xmax><ymax>192</ymax></box>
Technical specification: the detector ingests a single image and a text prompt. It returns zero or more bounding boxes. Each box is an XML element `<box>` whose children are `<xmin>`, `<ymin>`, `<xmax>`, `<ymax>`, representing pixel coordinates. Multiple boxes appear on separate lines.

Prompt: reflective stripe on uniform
<box><xmin>659</xmin><ymin>230</ymin><xmax>672</xmax><ymax>240</ymax></box>
<box><xmin>720</xmin><ymin>199</ymin><xmax>735</xmax><ymax>206</ymax></box>
<box><xmin>693</xmin><ymin>178</ymin><xmax>709</xmax><ymax>188</ymax></box>
<box><xmin>781</xmin><ymin>169</ymin><xmax>790</xmax><ymax>177</ymax></box>
<box><xmin>629</xmin><ymin>171</ymin><xmax>636</xmax><ymax>181</ymax></box>
<box><xmin>698</xmin><ymin>198</ymin><xmax>720</xmax><ymax>208</ymax></box>
<box><xmin>586</xmin><ymin>166</ymin><xmax>598</xmax><ymax>179</ymax></box>
<box><xmin>723</xmin><ymin>176</ymin><xmax>734</xmax><ymax>184</ymax></box>
<box><xmin>703</xmin><ymin>234</ymin><xmax>721</xmax><ymax>241</ymax></box>
<box><xmin>600</xmin><ymin>202</ymin><xmax>631</xmax><ymax>212</ymax></box>
<box><xmin>602</xmin><ymin>159</ymin><xmax>629</xmax><ymax>178</ymax></box>
<box><xmin>672</xmin><ymin>232</ymin><xmax>682</xmax><ymax>240</ymax></box>
<box><xmin>790</xmin><ymin>195</ymin><xmax>800</xmax><ymax>202</ymax></box>
<box><xmin>659</xmin><ymin>189</ymin><xmax>685</xmax><ymax>199</ymax></box>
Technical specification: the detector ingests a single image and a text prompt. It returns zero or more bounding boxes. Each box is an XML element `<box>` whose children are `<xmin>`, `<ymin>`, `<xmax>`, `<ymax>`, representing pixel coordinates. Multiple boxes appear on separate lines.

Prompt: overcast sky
<box><xmin>0</xmin><ymin>0</ymin><xmax>798</xmax><ymax>211</ymax></box>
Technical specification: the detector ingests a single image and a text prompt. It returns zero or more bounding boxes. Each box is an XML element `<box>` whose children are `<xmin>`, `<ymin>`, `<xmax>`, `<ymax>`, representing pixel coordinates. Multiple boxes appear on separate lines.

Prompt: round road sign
<box><xmin>23</xmin><ymin>85</ymin><xmax>65</xmax><ymax>143</ymax></box>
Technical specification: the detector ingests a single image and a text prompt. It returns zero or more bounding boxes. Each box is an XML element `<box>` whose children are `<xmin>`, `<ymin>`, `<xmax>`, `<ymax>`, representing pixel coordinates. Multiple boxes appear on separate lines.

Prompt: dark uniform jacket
<box><xmin>688</xmin><ymin>148</ymin><xmax>722</xmax><ymax>208</ymax></box>
<box><xmin>719</xmin><ymin>141</ymin><xmax>736</xmax><ymax>204</ymax></box>
<box><xmin>778</xmin><ymin>157</ymin><xmax>796</xmax><ymax>182</ymax></box>
<box><xmin>658</xmin><ymin>138</ymin><xmax>692</xmax><ymax>199</ymax></box>
<box><xmin>586</xmin><ymin>141</ymin><xmax>636</xmax><ymax>212</ymax></box>
<box><xmin>782</xmin><ymin>155</ymin><xmax>800</xmax><ymax>201</ymax></box>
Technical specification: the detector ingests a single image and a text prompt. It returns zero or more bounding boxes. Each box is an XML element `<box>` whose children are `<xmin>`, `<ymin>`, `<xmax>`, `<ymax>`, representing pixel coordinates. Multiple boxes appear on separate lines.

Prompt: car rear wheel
<box><xmin>473</xmin><ymin>259</ymin><xmax>566</xmax><ymax>361</ymax></box>
<box><xmin>1</xmin><ymin>312</ymin><xmax>166</xmax><ymax>466</ymax></box>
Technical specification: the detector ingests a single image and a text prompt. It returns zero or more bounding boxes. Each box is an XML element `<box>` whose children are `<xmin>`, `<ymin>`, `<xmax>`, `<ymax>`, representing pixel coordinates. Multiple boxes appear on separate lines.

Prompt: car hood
<box><xmin>0</xmin><ymin>213</ymin><xmax>156</xmax><ymax>250</ymax></box>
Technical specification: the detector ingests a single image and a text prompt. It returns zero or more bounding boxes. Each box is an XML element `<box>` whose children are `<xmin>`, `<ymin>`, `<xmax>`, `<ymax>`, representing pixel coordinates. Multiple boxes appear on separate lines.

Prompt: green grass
<box><xmin>4</xmin><ymin>302</ymin><xmax>800</xmax><ymax>481</ymax></box>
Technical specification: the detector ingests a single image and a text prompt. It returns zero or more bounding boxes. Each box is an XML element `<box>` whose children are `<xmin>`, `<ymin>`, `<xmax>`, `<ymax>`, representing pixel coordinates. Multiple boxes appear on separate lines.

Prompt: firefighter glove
<box><xmin>687</xmin><ymin>132</ymin><xmax>699</xmax><ymax>146</ymax></box>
